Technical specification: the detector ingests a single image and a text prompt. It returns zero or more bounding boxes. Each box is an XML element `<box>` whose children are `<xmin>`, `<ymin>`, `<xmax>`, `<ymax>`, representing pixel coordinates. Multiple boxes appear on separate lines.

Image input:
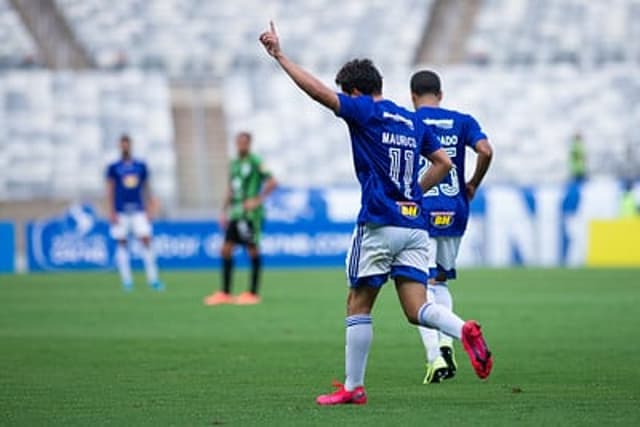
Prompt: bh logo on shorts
<box><xmin>398</xmin><ymin>202</ymin><xmax>420</xmax><ymax>219</ymax></box>
<box><xmin>430</xmin><ymin>211</ymin><xmax>455</xmax><ymax>228</ymax></box>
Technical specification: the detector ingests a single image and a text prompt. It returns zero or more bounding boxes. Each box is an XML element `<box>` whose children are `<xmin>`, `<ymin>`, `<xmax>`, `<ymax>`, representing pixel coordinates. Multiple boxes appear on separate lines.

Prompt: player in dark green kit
<box><xmin>204</xmin><ymin>132</ymin><xmax>277</xmax><ymax>305</ymax></box>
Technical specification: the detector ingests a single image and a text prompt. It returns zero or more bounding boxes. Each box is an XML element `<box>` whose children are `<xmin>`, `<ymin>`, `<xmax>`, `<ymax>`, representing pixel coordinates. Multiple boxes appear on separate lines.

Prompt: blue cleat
<box><xmin>149</xmin><ymin>281</ymin><xmax>165</xmax><ymax>291</ymax></box>
<box><xmin>122</xmin><ymin>281</ymin><xmax>134</xmax><ymax>292</ymax></box>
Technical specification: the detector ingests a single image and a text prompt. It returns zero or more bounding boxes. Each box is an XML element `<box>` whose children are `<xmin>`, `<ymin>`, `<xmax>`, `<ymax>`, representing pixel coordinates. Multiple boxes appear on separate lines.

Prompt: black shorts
<box><xmin>224</xmin><ymin>219</ymin><xmax>260</xmax><ymax>246</ymax></box>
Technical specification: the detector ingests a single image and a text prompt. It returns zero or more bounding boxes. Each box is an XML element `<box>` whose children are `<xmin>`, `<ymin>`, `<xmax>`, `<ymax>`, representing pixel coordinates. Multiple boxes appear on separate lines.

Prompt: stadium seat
<box><xmin>55</xmin><ymin>0</ymin><xmax>434</xmax><ymax>78</ymax></box>
<box><xmin>467</xmin><ymin>0</ymin><xmax>640</xmax><ymax>66</ymax></box>
<box><xmin>0</xmin><ymin>70</ymin><xmax>175</xmax><ymax>202</ymax></box>
<box><xmin>0</xmin><ymin>0</ymin><xmax>38</xmax><ymax>68</ymax></box>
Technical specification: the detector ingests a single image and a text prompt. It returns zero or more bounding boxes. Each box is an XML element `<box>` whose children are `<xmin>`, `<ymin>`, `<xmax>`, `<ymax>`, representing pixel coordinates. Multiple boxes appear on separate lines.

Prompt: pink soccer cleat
<box><xmin>316</xmin><ymin>381</ymin><xmax>367</xmax><ymax>406</ymax></box>
<box><xmin>461</xmin><ymin>320</ymin><xmax>493</xmax><ymax>379</ymax></box>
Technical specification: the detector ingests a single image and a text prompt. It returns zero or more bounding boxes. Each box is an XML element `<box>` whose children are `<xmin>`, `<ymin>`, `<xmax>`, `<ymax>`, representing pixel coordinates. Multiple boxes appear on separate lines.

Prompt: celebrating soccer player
<box><xmin>204</xmin><ymin>131</ymin><xmax>277</xmax><ymax>306</ymax></box>
<box><xmin>106</xmin><ymin>134</ymin><xmax>163</xmax><ymax>291</ymax></box>
<box><xmin>410</xmin><ymin>70</ymin><xmax>494</xmax><ymax>384</ymax></box>
<box><xmin>259</xmin><ymin>22</ymin><xmax>493</xmax><ymax>405</ymax></box>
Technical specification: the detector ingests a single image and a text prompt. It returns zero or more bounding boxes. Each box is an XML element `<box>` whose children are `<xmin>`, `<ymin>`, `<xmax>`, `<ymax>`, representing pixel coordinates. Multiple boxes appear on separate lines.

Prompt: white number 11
<box><xmin>389</xmin><ymin>148</ymin><xmax>414</xmax><ymax>199</ymax></box>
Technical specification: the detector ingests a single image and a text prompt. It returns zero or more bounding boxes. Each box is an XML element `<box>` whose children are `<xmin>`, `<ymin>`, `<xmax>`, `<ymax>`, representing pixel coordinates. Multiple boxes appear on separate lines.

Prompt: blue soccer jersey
<box><xmin>106</xmin><ymin>159</ymin><xmax>148</xmax><ymax>213</ymax></box>
<box><xmin>336</xmin><ymin>93</ymin><xmax>441</xmax><ymax>229</ymax></box>
<box><xmin>416</xmin><ymin>106</ymin><xmax>487</xmax><ymax>237</ymax></box>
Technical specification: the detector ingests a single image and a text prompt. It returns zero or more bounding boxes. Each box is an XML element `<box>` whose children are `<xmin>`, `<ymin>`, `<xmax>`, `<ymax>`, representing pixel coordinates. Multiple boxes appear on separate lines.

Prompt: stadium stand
<box><xmin>0</xmin><ymin>0</ymin><xmax>38</xmax><ymax>68</ymax></box>
<box><xmin>0</xmin><ymin>70</ymin><xmax>175</xmax><ymax>204</ymax></box>
<box><xmin>0</xmin><ymin>0</ymin><xmax>638</xmax><ymax>205</ymax></box>
<box><xmin>48</xmin><ymin>0</ymin><xmax>434</xmax><ymax>204</ymax></box>
<box><xmin>224</xmin><ymin>65</ymin><xmax>640</xmax><ymax>187</ymax></box>
<box><xmin>435</xmin><ymin>65</ymin><xmax>640</xmax><ymax>184</ymax></box>
<box><xmin>467</xmin><ymin>0</ymin><xmax>640</xmax><ymax>66</ymax></box>
<box><xmin>55</xmin><ymin>0</ymin><xmax>433</xmax><ymax>77</ymax></box>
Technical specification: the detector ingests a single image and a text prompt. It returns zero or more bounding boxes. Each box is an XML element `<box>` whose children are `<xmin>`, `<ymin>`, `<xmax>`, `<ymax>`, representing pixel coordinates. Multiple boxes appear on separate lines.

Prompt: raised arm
<box><xmin>466</xmin><ymin>139</ymin><xmax>493</xmax><ymax>200</ymax></box>
<box><xmin>419</xmin><ymin>148</ymin><xmax>453</xmax><ymax>193</ymax></box>
<box><xmin>259</xmin><ymin>21</ymin><xmax>340</xmax><ymax>113</ymax></box>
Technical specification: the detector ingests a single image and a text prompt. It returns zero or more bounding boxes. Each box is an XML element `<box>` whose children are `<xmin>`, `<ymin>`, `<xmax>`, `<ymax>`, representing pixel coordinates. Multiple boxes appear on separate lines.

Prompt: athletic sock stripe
<box><xmin>346</xmin><ymin>314</ymin><xmax>372</xmax><ymax>321</ymax></box>
<box><xmin>346</xmin><ymin>319</ymin><xmax>372</xmax><ymax>327</ymax></box>
<box><xmin>346</xmin><ymin>318</ymin><xmax>372</xmax><ymax>325</ymax></box>
<box><xmin>418</xmin><ymin>303</ymin><xmax>431</xmax><ymax>326</ymax></box>
<box><xmin>346</xmin><ymin>316</ymin><xmax>372</xmax><ymax>322</ymax></box>
<box><xmin>346</xmin><ymin>314</ymin><xmax>372</xmax><ymax>327</ymax></box>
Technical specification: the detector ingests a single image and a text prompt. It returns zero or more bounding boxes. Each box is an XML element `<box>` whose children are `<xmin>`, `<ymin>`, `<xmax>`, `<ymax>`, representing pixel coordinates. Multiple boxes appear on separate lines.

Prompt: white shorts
<box><xmin>110</xmin><ymin>212</ymin><xmax>152</xmax><ymax>240</ymax></box>
<box><xmin>427</xmin><ymin>236</ymin><xmax>461</xmax><ymax>280</ymax></box>
<box><xmin>346</xmin><ymin>224</ymin><xmax>430</xmax><ymax>288</ymax></box>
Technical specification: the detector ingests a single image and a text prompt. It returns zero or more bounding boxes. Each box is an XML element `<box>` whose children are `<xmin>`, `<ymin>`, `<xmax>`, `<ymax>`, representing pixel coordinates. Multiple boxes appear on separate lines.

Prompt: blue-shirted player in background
<box><xmin>106</xmin><ymin>134</ymin><xmax>164</xmax><ymax>292</ymax></box>
<box><xmin>260</xmin><ymin>22</ymin><xmax>493</xmax><ymax>405</ymax></box>
<box><xmin>410</xmin><ymin>70</ymin><xmax>494</xmax><ymax>383</ymax></box>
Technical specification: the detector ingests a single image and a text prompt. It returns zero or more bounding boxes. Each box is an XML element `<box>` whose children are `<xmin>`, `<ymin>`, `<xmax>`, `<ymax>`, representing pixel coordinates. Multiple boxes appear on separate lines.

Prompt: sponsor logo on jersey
<box><xmin>123</xmin><ymin>174</ymin><xmax>139</xmax><ymax>188</ymax></box>
<box><xmin>430</xmin><ymin>211</ymin><xmax>455</xmax><ymax>228</ymax></box>
<box><xmin>398</xmin><ymin>201</ymin><xmax>420</xmax><ymax>218</ymax></box>
<box><xmin>383</xmin><ymin>111</ymin><xmax>414</xmax><ymax>130</ymax></box>
<box><xmin>423</xmin><ymin>118</ymin><xmax>454</xmax><ymax>129</ymax></box>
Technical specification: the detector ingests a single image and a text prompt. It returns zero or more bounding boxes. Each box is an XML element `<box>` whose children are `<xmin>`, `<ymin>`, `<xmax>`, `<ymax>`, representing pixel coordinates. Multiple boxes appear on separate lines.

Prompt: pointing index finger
<box><xmin>270</xmin><ymin>20</ymin><xmax>277</xmax><ymax>35</ymax></box>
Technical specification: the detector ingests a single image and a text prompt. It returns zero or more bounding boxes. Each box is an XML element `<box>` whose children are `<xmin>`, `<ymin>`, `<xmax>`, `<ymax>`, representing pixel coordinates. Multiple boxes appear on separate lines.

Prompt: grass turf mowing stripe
<box><xmin>1</xmin><ymin>268</ymin><xmax>639</xmax><ymax>426</ymax></box>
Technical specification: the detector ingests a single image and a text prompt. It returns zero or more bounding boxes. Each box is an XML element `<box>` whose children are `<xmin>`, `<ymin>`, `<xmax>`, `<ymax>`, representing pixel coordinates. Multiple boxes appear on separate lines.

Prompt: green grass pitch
<box><xmin>1</xmin><ymin>268</ymin><xmax>639</xmax><ymax>426</ymax></box>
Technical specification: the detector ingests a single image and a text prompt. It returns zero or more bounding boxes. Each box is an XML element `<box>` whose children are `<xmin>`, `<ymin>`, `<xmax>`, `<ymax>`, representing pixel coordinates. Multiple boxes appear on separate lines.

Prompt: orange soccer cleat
<box><xmin>235</xmin><ymin>291</ymin><xmax>261</xmax><ymax>305</ymax></box>
<box><xmin>204</xmin><ymin>291</ymin><xmax>234</xmax><ymax>306</ymax></box>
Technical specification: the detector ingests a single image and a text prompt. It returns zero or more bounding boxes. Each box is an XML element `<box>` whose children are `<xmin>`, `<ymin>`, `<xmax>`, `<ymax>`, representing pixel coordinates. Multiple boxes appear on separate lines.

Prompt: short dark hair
<box><xmin>410</xmin><ymin>70</ymin><xmax>441</xmax><ymax>96</ymax></box>
<box><xmin>335</xmin><ymin>58</ymin><xmax>383</xmax><ymax>95</ymax></box>
<box><xmin>236</xmin><ymin>131</ymin><xmax>252</xmax><ymax>141</ymax></box>
<box><xmin>120</xmin><ymin>134</ymin><xmax>131</xmax><ymax>143</ymax></box>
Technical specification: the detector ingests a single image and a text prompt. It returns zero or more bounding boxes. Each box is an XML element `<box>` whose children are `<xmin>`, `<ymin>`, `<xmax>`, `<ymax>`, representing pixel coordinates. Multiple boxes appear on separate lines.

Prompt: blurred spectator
<box><xmin>569</xmin><ymin>132</ymin><xmax>587</xmax><ymax>182</ymax></box>
<box><xmin>619</xmin><ymin>139</ymin><xmax>640</xmax><ymax>183</ymax></box>
<box><xmin>620</xmin><ymin>181</ymin><xmax>639</xmax><ymax>219</ymax></box>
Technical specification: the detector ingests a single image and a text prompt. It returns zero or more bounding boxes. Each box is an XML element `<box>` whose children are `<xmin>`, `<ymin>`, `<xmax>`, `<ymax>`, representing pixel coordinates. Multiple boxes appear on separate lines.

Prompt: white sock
<box><xmin>344</xmin><ymin>315</ymin><xmax>372</xmax><ymax>391</ymax></box>
<box><xmin>115</xmin><ymin>245</ymin><xmax>132</xmax><ymax>285</ymax></box>
<box><xmin>141</xmin><ymin>245</ymin><xmax>159</xmax><ymax>284</ymax></box>
<box><xmin>432</xmin><ymin>282</ymin><xmax>454</xmax><ymax>347</ymax></box>
<box><xmin>418</xmin><ymin>285</ymin><xmax>440</xmax><ymax>363</ymax></box>
<box><xmin>418</xmin><ymin>303</ymin><xmax>464</xmax><ymax>340</ymax></box>
<box><xmin>418</xmin><ymin>327</ymin><xmax>440</xmax><ymax>363</ymax></box>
